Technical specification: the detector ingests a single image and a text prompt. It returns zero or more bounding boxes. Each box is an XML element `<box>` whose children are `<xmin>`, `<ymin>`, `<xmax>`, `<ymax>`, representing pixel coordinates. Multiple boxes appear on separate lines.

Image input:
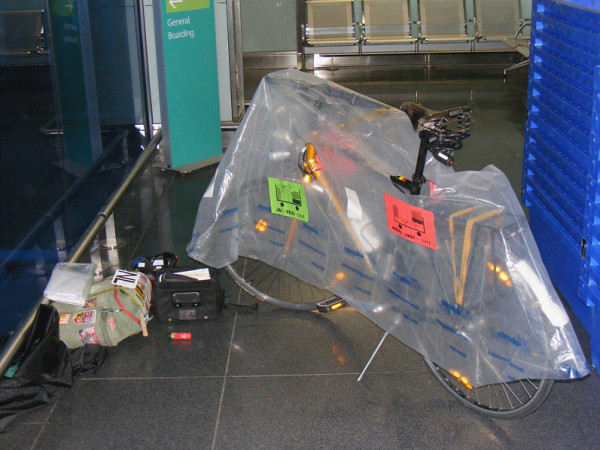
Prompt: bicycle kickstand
<box><xmin>357</xmin><ymin>331</ymin><xmax>391</xmax><ymax>382</ymax></box>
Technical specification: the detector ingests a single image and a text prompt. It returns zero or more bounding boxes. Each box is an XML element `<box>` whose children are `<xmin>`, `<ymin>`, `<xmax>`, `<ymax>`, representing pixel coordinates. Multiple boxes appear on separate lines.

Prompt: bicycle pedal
<box><xmin>316</xmin><ymin>296</ymin><xmax>347</xmax><ymax>313</ymax></box>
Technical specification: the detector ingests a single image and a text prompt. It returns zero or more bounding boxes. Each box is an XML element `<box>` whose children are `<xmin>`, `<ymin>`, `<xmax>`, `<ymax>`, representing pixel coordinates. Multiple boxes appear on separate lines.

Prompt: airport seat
<box><xmin>474</xmin><ymin>0</ymin><xmax>522</xmax><ymax>41</ymax></box>
<box><xmin>362</xmin><ymin>0</ymin><xmax>416</xmax><ymax>44</ymax></box>
<box><xmin>418</xmin><ymin>0</ymin><xmax>475</xmax><ymax>47</ymax></box>
<box><xmin>502</xmin><ymin>20</ymin><xmax>531</xmax><ymax>74</ymax></box>
<box><xmin>305</xmin><ymin>0</ymin><xmax>359</xmax><ymax>46</ymax></box>
<box><xmin>0</xmin><ymin>10</ymin><xmax>45</xmax><ymax>57</ymax></box>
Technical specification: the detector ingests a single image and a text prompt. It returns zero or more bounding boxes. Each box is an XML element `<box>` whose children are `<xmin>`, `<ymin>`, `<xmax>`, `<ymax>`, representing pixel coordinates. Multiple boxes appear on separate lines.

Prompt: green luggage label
<box><xmin>268</xmin><ymin>178</ymin><xmax>309</xmax><ymax>222</ymax></box>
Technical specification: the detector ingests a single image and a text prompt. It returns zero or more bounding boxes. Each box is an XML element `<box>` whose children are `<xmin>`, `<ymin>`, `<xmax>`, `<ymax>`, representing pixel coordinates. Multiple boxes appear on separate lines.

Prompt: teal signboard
<box><xmin>157</xmin><ymin>0</ymin><xmax>222</xmax><ymax>170</ymax></box>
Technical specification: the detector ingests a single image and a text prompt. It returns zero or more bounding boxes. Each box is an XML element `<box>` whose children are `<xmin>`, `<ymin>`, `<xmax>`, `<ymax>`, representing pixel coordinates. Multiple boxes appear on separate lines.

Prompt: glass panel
<box><xmin>0</xmin><ymin>0</ymin><xmax>148</xmax><ymax>346</ymax></box>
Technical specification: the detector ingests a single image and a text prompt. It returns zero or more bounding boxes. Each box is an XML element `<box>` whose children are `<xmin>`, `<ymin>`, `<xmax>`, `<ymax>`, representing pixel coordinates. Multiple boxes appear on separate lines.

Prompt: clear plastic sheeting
<box><xmin>187</xmin><ymin>69</ymin><xmax>589</xmax><ymax>386</ymax></box>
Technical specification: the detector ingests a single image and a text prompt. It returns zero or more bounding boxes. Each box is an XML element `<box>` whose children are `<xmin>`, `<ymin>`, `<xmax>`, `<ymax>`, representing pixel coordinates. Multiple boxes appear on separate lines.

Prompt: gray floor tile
<box><xmin>215</xmin><ymin>371</ymin><xmax>600</xmax><ymax>449</ymax></box>
<box><xmin>4</xmin><ymin>399</ymin><xmax>54</xmax><ymax>425</ymax></box>
<box><xmin>490</xmin><ymin>377</ymin><xmax>600</xmax><ymax>448</ymax></box>
<box><xmin>229</xmin><ymin>307</ymin><xmax>426</xmax><ymax>376</ymax></box>
<box><xmin>0</xmin><ymin>423</ymin><xmax>45</xmax><ymax>450</ymax></box>
<box><xmin>0</xmin><ymin>401</ymin><xmax>54</xmax><ymax>449</ymax></box>
<box><xmin>87</xmin><ymin>317</ymin><xmax>234</xmax><ymax>378</ymax></box>
<box><xmin>214</xmin><ymin>373</ymin><xmax>496</xmax><ymax>449</ymax></box>
<box><xmin>35</xmin><ymin>377</ymin><xmax>223</xmax><ymax>449</ymax></box>
<box><xmin>131</xmin><ymin>217</ymin><xmax>197</xmax><ymax>260</ymax></box>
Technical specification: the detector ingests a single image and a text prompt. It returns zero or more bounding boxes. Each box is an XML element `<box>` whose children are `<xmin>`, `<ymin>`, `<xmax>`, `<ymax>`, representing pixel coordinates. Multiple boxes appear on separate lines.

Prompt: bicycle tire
<box><xmin>423</xmin><ymin>357</ymin><xmax>554</xmax><ymax>419</ymax></box>
<box><xmin>225</xmin><ymin>256</ymin><xmax>334</xmax><ymax>311</ymax></box>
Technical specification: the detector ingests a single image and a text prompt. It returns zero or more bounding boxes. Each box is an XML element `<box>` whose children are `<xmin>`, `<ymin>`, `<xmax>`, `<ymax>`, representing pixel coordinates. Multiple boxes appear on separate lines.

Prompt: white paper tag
<box><xmin>153</xmin><ymin>258</ymin><xmax>164</xmax><ymax>267</ymax></box>
<box><xmin>111</xmin><ymin>269</ymin><xmax>143</xmax><ymax>290</ymax></box>
<box><xmin>175</xmin><ymin>268</ymin><xmax>211</xmax><ymax>281</ymax></box>
<box><xmin>345</xmin><ymin>187</ymin><xmax>363</xmax><ymax>220</ymax></box>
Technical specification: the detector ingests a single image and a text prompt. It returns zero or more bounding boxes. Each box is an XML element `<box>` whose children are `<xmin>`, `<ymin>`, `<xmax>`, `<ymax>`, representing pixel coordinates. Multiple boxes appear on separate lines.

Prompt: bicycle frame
<box><xmin>187</xmin><ymin>69</ymin><xmax>588</xmax><ymax>390</ymax></box>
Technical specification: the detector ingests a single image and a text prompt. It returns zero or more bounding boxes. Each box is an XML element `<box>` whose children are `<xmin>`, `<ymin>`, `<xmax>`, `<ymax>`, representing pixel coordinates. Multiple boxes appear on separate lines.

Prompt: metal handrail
<box><xmin>0</xmin><ymin>129</ymin><xmax>129</xmax><ymax>273</ymax></box>
<box><xmin>70</xmin><ymin>129</ymin><xmax>162</xmax><ymax>261</ymax></box>
<box><xmin>0</xmin><ymin>129</ymin><xmax>162</xmax><ymax>376</ymax></box>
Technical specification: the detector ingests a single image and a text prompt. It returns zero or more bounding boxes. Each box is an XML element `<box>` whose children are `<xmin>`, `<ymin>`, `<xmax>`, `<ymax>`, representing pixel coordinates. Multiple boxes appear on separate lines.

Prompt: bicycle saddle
<box><xmin>391</xmin><ymin>103</ymin><xmax>473</xmax><ymax>195</ymax></box>
<box><xmin>400</xmin><ymin>102</ymin><xmax>472</xmax><ymax>167</ymax></box>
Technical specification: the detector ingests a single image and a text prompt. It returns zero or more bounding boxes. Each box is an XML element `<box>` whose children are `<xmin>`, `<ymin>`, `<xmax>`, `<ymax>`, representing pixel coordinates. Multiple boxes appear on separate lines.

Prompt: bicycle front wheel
<box><xmin>225</xmin><ymin>256</ymin><xmax>335</xmax><ymax>311</ymax></box>
<box><xmin>424</xmin><ymin>357</ymin><xmax>553</xmax><ymax>419</ymax></box>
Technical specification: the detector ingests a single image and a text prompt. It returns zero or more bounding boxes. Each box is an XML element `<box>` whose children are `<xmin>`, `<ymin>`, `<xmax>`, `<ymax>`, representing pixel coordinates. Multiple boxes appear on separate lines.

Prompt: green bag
<box><xmin>52</xmin><ymin>274</ymin><xmax>151</xmax><ymax>349</ymax></box>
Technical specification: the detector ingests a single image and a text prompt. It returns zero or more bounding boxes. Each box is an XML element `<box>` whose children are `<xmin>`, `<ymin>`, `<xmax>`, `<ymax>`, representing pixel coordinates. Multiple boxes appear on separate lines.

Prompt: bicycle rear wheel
<box><xmin>225</xmin><ymin>256</ymin><xmax>335</xmax><ymax>311</ymax></box>
<box><xmin>423</xmin><ymin>357</ymin><xmax>553</xmax><ymax>419</ymax></box>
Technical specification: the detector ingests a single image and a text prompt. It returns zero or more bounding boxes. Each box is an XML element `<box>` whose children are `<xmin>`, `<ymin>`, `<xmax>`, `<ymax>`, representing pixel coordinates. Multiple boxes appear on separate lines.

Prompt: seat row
<box><xmin>303</xmin><ymin>0</ymin><xmax>529</xmax><ymax>52</ymax></box>
<box><xmin>0</xmin><ymin>9</ymin><xmax>45</xmax><ymax>58</ymax></box>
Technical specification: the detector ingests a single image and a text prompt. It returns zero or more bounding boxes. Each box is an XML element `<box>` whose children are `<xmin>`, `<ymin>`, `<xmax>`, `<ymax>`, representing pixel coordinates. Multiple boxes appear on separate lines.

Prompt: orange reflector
<box><xmin>255</xmin><ymin>219</ymin><xmax>268</xmax><ymax>232</ymax></box>
<box><xmin>450</xmin><ymin>370</ymin><xmax>473</xmax><ymax>390</ymax></box>
<box><xmin>335</xmin><ymin>272</ymin><xmax>345</xmax><ymax>281</ymax></box>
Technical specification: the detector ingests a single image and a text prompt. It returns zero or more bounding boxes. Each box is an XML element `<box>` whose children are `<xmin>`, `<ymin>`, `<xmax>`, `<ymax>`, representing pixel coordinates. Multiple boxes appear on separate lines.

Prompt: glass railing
<box><xmin>0</xmin><ymin>1</ymin><xmax>153</xmax><ymax>353</ymax></box>
<box><xmin>0</xmin><ymin>128</ymin><xmax>162</xmax><ymax>374</ymax></box>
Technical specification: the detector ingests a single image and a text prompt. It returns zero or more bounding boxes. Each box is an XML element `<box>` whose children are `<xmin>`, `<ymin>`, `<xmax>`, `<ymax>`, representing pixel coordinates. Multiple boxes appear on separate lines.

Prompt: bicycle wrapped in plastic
<box><xmin>187</xmin><ymin>69</ymin><xmax>589</xmax><ymax>418</ymax></box>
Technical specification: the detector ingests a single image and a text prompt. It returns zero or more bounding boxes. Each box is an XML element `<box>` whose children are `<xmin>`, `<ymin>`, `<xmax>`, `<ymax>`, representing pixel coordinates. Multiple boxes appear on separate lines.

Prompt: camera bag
<box><xmin>153</xmin><ymin>266</ymin><xmax>224</xmax><ymax>322</ymax></box>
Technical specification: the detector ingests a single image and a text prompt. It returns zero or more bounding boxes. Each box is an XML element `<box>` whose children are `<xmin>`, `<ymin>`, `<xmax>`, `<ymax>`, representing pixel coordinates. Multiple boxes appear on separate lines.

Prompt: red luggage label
<box><xmin>384</xmin><ymin>193</ymin><xmax>437</xmax><ymax>250</ymax></box>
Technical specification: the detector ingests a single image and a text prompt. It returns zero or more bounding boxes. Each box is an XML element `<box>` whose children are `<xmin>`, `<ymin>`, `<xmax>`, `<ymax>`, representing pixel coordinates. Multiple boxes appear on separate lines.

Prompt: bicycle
<box><xmin>189</xmin><ymin>70</ymin><xmax>587</xmax><ymax>420</ymax></box>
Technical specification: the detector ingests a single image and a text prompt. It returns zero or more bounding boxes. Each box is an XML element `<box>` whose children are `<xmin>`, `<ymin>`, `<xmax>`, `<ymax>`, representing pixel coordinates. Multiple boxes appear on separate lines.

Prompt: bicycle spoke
<box><xmin>525</xmin><ymin>378</ymin><xmax>539</xmax><ymax>391</ymax></box>
<box><xmin>501</xmin><ymin>383</ymin><xmax>515</xmax><ymax>409</ymax></box>
<box><xmin>225</xmin><ymin>256</ymin><xmax>333</xmax><ymax>310</ymax></box>
<box><xmin>518</xmin><ymin>379</ymin><xmax>533</xmax><ymax>399</ymax></box>
<box><xmin>296</xmin><ymin>276</ymin><xmax>306</xmax><ymax>303</ymax></box>
<box><xmin>264</xmin><ymin>266</ymin><xmax>280</xmax><ymax>294</ymax></box>
<box><xmin>241</xmin><ymin>260</ymin><xmax>262</xmax><ymax>281</ymax></box>
<box><xmin>309</xmin><ymin>284</ymin><xmax>323</xmax><ymax>302</ymax></box>
<box><xmin>424</xmin><ymin>358</ymin><xmax>553</xmax><ymax>419</ymax></box>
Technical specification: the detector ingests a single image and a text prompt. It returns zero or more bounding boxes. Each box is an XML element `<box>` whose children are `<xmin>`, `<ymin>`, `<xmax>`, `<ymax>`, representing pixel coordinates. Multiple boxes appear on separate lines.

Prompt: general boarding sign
<box><xmin>156</xmin><ymin>0</ymin><xmax>221</xmax><ymax>170</ymax></box>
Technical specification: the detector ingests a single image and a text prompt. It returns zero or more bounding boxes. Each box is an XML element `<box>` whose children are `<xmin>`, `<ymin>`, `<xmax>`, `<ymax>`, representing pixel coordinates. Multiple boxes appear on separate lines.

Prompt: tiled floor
<box><xmin>2</xmin><ymin>66</ymin><xmax>600</xmax><ymax>448</ymax></box>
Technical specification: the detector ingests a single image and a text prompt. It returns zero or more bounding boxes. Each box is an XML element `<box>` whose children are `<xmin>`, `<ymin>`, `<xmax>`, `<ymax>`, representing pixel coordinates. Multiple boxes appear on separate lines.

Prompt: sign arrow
<box><xmin>169</xmin><ymin>0</ymin><xmax>183</xmax><ymax>8</ymax></box>
<box><xmin>65</xmin><ymin>0</ymin><xmax>74</xmax><ymax>14</ymax></box>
